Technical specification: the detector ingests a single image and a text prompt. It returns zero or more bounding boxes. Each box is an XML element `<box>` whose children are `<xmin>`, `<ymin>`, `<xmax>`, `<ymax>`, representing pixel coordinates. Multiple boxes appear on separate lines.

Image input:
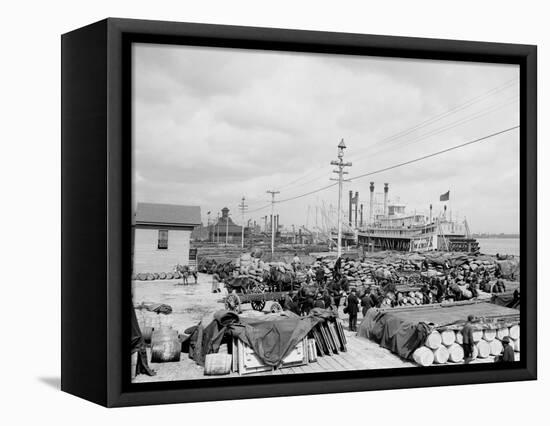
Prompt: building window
<box><xmin>158</xmin><ymin>230</ymin><xmax>168</xmax><ymax>249</ymax></box>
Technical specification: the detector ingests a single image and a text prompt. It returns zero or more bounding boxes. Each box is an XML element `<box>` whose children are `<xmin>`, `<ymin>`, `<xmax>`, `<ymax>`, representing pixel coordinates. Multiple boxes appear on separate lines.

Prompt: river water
<box><xmin>477</xmin><ymin>238</ymin><xmax>520</xmax><ymax>256</ymax></box>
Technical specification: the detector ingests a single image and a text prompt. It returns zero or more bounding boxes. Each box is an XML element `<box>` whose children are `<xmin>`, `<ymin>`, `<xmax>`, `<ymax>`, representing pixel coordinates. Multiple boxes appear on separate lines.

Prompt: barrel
<box><xmin>166</xmin><ymin>272</ymin><xmax>174</xmax><ymax>280</ymax></box>
<box><xmin>441</xmin><ymin>330</ymin><xmax>455</xmax><ymax>347</ymax></box>
<box><xmin>204</xmin><ymin>353</ymin><xmax>232</xmax><ymax>375</ymax></box>
<box><xmin>413</xmin><ymin>346</ymin><xmax>434</xmax><ymax>367</ymax></box>
<box><xmin>476</xmin><ymin>340</ymin><xmax>490</xmax><ymax>358</ymax></box>
<box><xmin>150</xmin><ymin>327</ymin><xmax>181</xmax><ymax>363</ymax></box>
<box><xmin>472</xmin><ymin>330</ymin><xmax>483</xmax><ymax>343</ymax></box>
<box><xmin>483</xmin><ymin>328</ymin><xmax>497</xmax><ymax>342</ymax></box>
<box><xmin>513</xmin><ymin>337</ymin><xmax>520</xmax><ymax>352</ymax></box>
<box><xmin>497</xmin><ymin>328</ymin><xmax>509</xmax><ymax>340</ymax></box>
<box><xmin>447</xmin><ymin>343</ymin><xmax>465</xmax><ymax>363</ymax></box>
<box><xmin>509</xmin><ymin>325</ymin><xmax>520</xmax><ymax>340</ymax></box>
<box><xmin>432</xmin><ymin>346</ymin><xmax>450</xmax><ymax>364</ymax></box>
<box><xmin>489</xmin><ymin>339</ymin><xmax>503</xmax><ymax>356</ymax></box>
<box><xmin>471</xmin><ymin>343</ymin><xmax>479</xmax><ymax>360</ymax></box>
<box><xmin>425</xmin><ymin>331</ymin><xmax>442</xmax><ymax>349</ymax></box>
<box><xmin>158</xmin><ymin>272</ymin><xmax>167</xmax><ymax>280</ymax></box>
<box><xmin>455</xmin><ymin>331</ymin><xmax>463</xmax><ymax>345</ymax></box>
<box><xmin>153</xmin><ymin>273</ymin><xmax>160</xmax><ymax>280</ymax></box>
<box><xmin>137</xmin><ymin>273</ymin><xmax>148</xmax><ymax>281</ymax></box>
<box><xmin>146</xmin><ymin>273</ymin><xmax>155</xmax><ymax>281</ymax></box>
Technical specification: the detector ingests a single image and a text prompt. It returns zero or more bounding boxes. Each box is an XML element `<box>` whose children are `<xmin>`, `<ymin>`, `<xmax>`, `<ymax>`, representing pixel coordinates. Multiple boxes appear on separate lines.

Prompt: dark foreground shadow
<box><xmin>38</xmin><ymin>376</ymin><xmax>61</xmax><ymax>389</ymax></box>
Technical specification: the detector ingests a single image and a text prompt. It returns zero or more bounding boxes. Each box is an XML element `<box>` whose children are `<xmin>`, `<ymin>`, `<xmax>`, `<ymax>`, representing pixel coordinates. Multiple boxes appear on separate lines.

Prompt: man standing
<box><xmin>313</xmin><ymin>293</ymin><xmax>326</xmax><ymax>309</ymax></box>
<box><xmin>461</xmin><ymin>314</ymin><xmax>476</xmax><ymax>363</ymax></box>
<box><xmin>496</xmin><ymin>336</ymin><xmax>515</xmax><ymax>362</ymax></box>
<box><xmin>315</xmin><ymin>267</ymin><xmax>326</xmax><ymax>286</ymax></box>
<box><xmin>346</xmin><ymin>289</ymin><xmax>360</xmax><ymax>332</ymax></box>
<box><xmin>292</xmin><ymin>252</ymin><xmax>301</xmax><ymax>272</ymax></box>
<box><xmin>361</xmin><ymin>290</ymin><xmax>372</xmax><ymax>317</ymax></box>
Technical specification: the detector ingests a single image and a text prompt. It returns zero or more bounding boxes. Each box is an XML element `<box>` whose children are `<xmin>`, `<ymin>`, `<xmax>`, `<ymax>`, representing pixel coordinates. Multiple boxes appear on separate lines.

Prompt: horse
<box><xmin>175</xmin><ymin>264</ymin><xmax>191</xmax><ymax>285</ymax></box>
<box><xmin>265</xmin><ymin>266</ymin><xmax>295</xmax><ymax>292</ymax></box>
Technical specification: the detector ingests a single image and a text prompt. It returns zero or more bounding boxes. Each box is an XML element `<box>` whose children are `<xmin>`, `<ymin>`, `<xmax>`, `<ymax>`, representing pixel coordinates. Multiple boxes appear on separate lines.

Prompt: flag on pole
<box><xmin>440</xmin><ymin>191</ymin><xmax>450</xmax><ymax>202</ymax></box>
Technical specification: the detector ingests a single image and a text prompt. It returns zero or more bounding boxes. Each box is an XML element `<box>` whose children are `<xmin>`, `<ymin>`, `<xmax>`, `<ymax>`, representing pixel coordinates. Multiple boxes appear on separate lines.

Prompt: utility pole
<box><xmin>238</xmin><ymin>196</ymin><xmax>248</xmax><ymax>249</ymax></box>
<box><xmin>330</xmin><ymin>139</ymin><xmax>352</xmax><ymax>258</ymax></box>
<box><xmin>266</xmin><ymin>190</ymin><xmax>280</xmax><ymax>257</ymax></box>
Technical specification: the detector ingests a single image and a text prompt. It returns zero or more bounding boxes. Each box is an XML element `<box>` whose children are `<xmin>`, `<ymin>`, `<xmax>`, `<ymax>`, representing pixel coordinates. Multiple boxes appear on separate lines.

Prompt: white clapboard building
<box><xmin>132</xmin><ymin>202</ymin><xmax>201</xmax><ymax>274</ymax></box>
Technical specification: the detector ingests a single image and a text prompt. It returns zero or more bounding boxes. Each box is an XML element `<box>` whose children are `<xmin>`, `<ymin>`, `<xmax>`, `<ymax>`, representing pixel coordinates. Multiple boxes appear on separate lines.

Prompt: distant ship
<box><xmin>356</xmin><ymin>184</ymin><xmax>479</xmax><ymax>253</ymax></box>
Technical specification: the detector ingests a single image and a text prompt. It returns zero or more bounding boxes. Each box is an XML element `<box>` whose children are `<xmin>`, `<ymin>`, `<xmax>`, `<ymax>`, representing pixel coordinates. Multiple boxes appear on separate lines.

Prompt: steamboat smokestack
<box><xmin>429</xmin><ymin>204</ymin><xmax>433</xmax><ymax>223</ymax></box>
<box><xmin>354</xmin><ymin>192</ymin><xmax>359</xmax><ymax>227</ymax></box>
<box><xmin>348</xmin><ymin>190</ymin><xmax>353</xmax><ymax>226</ymax></box>
<box><xmin>369</xmin><ymin>182</ymin><xmax>375</xmax><ymax>223</ymax></box>
<box><xmin>384</xmin><ymin>183</ymin><xmax>389</xmax><ymax>217</ymax></box>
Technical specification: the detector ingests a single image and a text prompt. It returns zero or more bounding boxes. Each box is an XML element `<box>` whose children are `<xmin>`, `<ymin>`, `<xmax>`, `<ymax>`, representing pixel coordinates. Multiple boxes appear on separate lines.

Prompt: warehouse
<box><xmin>132</xmin><ymin>202</ymin><xmax>201</xmax><ymax>274</ymax></box>
<box><xmin>208</xmin><ymin>207</ymin><xmax>248</xmax><ymax>243</ymax></box>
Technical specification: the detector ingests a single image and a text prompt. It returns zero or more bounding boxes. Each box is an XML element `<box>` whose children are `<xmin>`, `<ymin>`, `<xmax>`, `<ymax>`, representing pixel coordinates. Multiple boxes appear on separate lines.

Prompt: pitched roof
<box><xmin>135</xmin><ymin>203</ymin><xmax>201</xmax><ymax>227</ymax></box>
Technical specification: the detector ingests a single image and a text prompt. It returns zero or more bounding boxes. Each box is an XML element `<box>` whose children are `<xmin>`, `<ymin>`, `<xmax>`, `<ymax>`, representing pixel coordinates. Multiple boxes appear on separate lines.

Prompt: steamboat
<box><xmin>355</xmin><ymin>183</ymin><xmax>479</xmax><ymax>253</ymax></box>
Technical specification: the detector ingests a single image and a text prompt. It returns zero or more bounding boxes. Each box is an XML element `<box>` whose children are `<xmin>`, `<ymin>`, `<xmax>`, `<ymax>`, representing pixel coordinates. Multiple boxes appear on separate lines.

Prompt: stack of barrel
<box><xmin>412</xmin><ymin>323</ymin><xmax>520</xmax><ymax>366</ymax></box>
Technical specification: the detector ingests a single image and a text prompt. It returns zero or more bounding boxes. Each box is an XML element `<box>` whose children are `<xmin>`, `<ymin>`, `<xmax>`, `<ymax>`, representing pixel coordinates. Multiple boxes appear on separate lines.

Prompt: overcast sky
<box><xmin>132</xmin><ymin>43</ymin><xmax>519</xmax><ymax>234</ymax></box>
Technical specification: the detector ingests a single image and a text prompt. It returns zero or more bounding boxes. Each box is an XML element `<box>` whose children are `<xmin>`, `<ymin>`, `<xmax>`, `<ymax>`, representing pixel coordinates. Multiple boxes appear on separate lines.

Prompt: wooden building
<box><xmin>207</xmin><ymin>207</ymin><xmax>249</xmax><ymax>243</ymax></box>
<box><xmin>132</xmin><ymin>202</ymin><xmax>201</xmax><ymax>274</ymax></box>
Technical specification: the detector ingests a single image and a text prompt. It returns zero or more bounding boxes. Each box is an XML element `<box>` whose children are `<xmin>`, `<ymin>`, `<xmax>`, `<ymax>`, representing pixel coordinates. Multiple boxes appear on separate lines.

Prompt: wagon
<box><xmin>223</xmin><ymin>290</ymin><xmax>288</xmax><ymax>312</ymax></box>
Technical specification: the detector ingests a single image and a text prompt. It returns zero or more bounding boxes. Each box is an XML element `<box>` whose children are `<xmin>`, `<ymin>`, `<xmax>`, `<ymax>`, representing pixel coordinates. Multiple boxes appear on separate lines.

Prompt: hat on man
<box><xmin>467</xmin><ymin>314</ymin><xmax>475</xmax><ymax>321</ymax></box>
<box><xmin>502</xmin><ymin>336</ymin><xmax>511</xmax><ymax>344</ymax></box>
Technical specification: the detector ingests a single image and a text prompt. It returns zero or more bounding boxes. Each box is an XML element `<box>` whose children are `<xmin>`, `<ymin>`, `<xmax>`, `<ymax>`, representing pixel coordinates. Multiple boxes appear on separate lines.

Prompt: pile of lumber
<box><xmin>308</xmin><ymin>318</ymin><xmax>347</xmax><ymax>356</ymax></box>
<box><xmin>412</xmin><ymin>322</ymin><xmax>520</xmax><ymax>366</ymax></box>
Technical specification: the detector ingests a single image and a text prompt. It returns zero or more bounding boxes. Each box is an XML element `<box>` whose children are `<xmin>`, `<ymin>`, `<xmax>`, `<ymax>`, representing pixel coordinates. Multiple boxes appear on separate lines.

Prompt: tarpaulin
<box><xmin>496</xmin><ymin>258</ymin><xmax>520</xmax><ymax>279</ymax></box>
<box><xmin>232</xmin><ymin>315</ymin><xmax>322</xmax><ymax>366</ymax></box>
<box><xmin>357</xmin><ymin>309</ymin><xmax>430</xmax><ymax>359</ymax></box>
<box><xmin>185</xmin><ymin>310</ymin><xmax>322</xmax><ymax>367</ymax></box>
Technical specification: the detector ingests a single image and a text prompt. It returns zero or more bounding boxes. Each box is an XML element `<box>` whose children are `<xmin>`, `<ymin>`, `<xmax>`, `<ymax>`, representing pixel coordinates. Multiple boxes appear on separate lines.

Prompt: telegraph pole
<box><xmin>238</xmin><ymin>196</ymin><xmax>248</xmax><ymax>249</ymax></box>
<box><xmin>330</xmin><ymin>139</ymin><xmax>352</xmax><ymax>258</ymax></box>
<box><xmin>266</xmin><ymin>190</ymin><xmax>280</xmax><ymax>257</ymax></box>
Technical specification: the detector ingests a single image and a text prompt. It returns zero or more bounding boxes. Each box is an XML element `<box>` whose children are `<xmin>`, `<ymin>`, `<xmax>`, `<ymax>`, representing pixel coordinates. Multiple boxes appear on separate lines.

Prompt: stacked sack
<box><xmin>412</xmin><ymin>322</ymin><xmax>520</xmax><ymax>366</ymax></box>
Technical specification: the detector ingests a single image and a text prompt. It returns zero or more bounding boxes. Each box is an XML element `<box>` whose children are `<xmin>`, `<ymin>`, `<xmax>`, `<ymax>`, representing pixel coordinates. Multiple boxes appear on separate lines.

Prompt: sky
<box><xmin>132</xmin><ymin>43</ymin><xmax>520</xmax><ymax>234</ymax></box>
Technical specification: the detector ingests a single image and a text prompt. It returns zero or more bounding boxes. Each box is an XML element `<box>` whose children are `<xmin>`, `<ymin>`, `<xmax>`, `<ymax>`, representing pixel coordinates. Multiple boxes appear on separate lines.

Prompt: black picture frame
<box><xmin>61</xmin><ymin>17</ymin><xmax>537</xmax><ymax>407</ymax></box>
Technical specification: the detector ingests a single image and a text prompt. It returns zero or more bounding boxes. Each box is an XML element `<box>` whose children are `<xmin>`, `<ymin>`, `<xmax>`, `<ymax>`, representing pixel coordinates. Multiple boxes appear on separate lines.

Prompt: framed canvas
<box><xmin>61</xmin><ymin>18</ymin><xmax>537</xmax><ymax>407</ymax></box>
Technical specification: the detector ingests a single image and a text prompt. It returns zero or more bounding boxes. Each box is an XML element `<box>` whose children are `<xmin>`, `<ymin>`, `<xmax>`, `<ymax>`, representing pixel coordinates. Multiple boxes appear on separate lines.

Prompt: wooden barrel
<box><xmin>131</xmin><ymin>274</ymin><xmax>138</xmax><ymax>281</ymax></box>
<box><xmin>509</xmin><ymin>325</ymin><xmax>520</xmax><ymax>340</ymax></box>
<box><xmin>455</xmin><ymin>331</ymin><xmax>463</xmax><ymax>345</ymax></box>
<box><xmin>489</xmin><ymin>339</ymin><xmax>503</xmax><ymax>356</ymax></box>
<box><xmin>166</xmin><ymin>272</ymin><xmax>174</xmax><ymax>280</ymax></box>
<box><xmin>432</xmin><ymin>346</ymin><xmax>450</xmax><ymax>364</ymax></box>
<box><xmin>137</xmin><ymin>273</ymin><xmax>148</xmax><ymax>281</ymax></box>
<box><xmin>204</xmin><ymin>353</ymin><xmax>232</xmax><ymax>375</ymax></box>
<box><xmin>153</xmin><ymin>273</ymin><xmax>160</xmax><ymax>280</ymax></box>
<box><xmin>471</xmin><ymin>343</ymin><xmax>479</xmax><ymax>360</ymax></box>
<box><xmin>413</xmin><ymin>346</ymin><xmax>434</xmax><ymax>367</ymax></box>
<box><xmin>441</xmin><ymin>330</ymin><xmax>455</xmax><ymax>346</ymax></box>
<box><xmin>425</xmin><ymin>331</ymin><xmax>442</xmax><ymax>349</ymax></box>
<box><xmin>513</xmin><ymin>337</ymin><xmax>520</xmax><ymax>352</ymax></box>
<box><xmin>158</xmin><ymin>272</ymin><xmax>167</xmax><ymax>280</ymax></box>
<box><xmin>483</xmin><ymin>328</ymin><xmax>497</xmax><ymax>342</ymax></box>
<box><xmin>496</xmin><ymin>328</ymin><xmax>509</xmax><ymax>340</ymax></box>
<box><xmin>476</xmin><ymin>340</ymin><xmax>490</xmax><ymax>358</ymax></box>
<box><xmin>146</xmin><ymin>273</ymin><xmax>155</xmax><ymax>281</ymax></box>
<box><xmin>472</xmin><ymin>330</ymin><xmax>483</xmax><ymax>343</ymax></box>
<box><xmin>447</xmin><ymin>343</ymin><xmax>465</xmax><ymax>363</ymax></box>
<box><xmin>151</xmin><ymin>327</ymin><xmax>181</xmax><ymax>363</ymax></box>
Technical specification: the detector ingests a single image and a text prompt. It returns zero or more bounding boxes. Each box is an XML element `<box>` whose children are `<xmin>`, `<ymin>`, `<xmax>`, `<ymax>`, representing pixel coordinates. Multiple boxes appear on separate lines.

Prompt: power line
<box><xmin>274</xmin><ymin>125</ymin><xmax>519</xmax><ymax>205</ymax></box>
<box><xmin>349</xmin><ymin>125</ymin><xmax>520</xmax><ymax>182</ymax></box>
<box><xmin>349</xmin><ymin>96</ymin><xmax>519</xmax><ymax>166</ymax></box>
<box><xmin>272</xmin><ymin>78</ymin><xmax>518</xmax><ymax>194</ymax></box>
